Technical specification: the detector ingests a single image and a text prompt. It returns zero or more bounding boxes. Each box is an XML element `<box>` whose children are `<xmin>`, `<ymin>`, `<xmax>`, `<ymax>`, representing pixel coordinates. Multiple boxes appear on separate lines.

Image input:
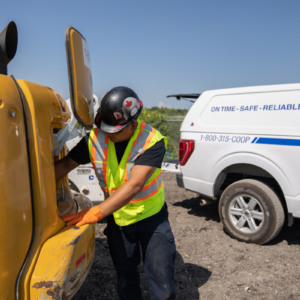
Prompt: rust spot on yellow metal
<box><xmin>32</xmin><ymin>281</ymin><xmax>54</xmax><ymax>289</ymax></box>
<box><xmin>69</xmin><ymin>236</ymin><xmax>80</xmax><ymax>246</ymax></box>
<box><xmin>69</xmin><ymin>272</ymin><xmax>80</xmax><ymax>283</ymax></box>
<box><xmin>46</xmin><ymin>285</ymin><xmax>62</xmax><ymax>300</ymax></box>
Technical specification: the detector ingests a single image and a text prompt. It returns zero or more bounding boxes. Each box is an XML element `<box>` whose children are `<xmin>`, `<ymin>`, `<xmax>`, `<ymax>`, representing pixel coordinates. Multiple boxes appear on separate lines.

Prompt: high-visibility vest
<box><xmin>88</xmin><ymin>119</ymin><xmax>168</xmax><ymax>226</ymax></box>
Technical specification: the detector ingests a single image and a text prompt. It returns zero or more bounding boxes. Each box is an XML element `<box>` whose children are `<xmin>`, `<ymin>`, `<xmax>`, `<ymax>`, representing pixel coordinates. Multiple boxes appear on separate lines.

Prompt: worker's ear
<box><xmin>130</xmin><ymin>122</ymin><xmax>138</xmax><ymax>132</ymax></box>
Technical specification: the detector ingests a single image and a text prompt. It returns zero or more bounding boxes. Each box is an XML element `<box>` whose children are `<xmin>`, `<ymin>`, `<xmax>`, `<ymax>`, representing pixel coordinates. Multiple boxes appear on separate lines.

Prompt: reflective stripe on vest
<box><xmin>124</xmin><ymin>121</ymin><xmax>157</xmax><ymax>183</ymax></box>
<box><xmin>129</xmin><ymin>171</ymin><xmax>162</xmax><ymax>203</ymax></box>
<box><xmin>127</xmin><ymin>122</ymin><xmax>156</xmax><ymax>163</ymax></box>
<box><xmin>101</xmin><ymin>170</ymin><xmax>162</xmax><ymax>202</ymax></box>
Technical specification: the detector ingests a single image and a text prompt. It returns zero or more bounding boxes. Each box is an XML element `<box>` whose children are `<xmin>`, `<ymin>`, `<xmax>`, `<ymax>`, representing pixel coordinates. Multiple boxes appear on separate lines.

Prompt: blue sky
<box><xmin>2</xmin><ymin>1</ymin><xmax>300</xmax><ymax>109</ymax></box>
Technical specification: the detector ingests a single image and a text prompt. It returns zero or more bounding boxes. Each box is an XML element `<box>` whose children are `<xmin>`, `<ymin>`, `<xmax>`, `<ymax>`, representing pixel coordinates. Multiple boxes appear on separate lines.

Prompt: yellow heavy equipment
<box><xmin>0</xmin><ymin>21</ymin><xmax>96</xmax><ymax>300</ymax></box>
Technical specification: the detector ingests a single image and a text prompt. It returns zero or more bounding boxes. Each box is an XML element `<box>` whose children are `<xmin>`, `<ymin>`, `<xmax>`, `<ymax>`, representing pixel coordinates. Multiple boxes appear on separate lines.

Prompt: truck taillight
<box><xmin>179</xmin><ymin>140</ymin><xmax>194</xmax><ymax>166</ymax></box>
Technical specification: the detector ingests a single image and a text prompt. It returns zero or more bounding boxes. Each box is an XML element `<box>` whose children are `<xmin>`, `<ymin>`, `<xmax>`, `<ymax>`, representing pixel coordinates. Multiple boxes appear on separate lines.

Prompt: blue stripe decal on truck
<box><xmin>252</xmin><ymin>137</ymin><xmax>258</xmax><ymax>143</ymax></box>
<box><xmin>256</xmin><ymin>138</ymin><xmax>300</xmax><ymax>146</ymax></box>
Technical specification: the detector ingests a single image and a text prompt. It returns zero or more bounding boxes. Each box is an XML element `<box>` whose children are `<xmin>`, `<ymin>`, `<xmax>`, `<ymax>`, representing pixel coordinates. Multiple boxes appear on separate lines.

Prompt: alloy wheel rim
<box><xmin>228</xmin><ymin>194</ymin><xmax>265</xmax><ymax>233</ymax></box>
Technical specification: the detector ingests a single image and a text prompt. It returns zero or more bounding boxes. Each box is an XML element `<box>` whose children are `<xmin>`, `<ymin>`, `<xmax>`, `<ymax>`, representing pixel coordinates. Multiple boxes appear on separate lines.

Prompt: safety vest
<box><xmin>88</xmin><ymin>119</ymin><xmax>167</xmax><ymax>226</ymax></box>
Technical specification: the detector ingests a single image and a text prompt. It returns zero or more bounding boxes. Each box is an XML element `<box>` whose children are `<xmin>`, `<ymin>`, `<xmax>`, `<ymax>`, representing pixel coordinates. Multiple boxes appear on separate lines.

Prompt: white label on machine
<box><xmin>77</xmin><ymin>169</ymin><xmax>91</xmax><ymax>175</ymax></box>
<box><xmin>82</xmin><ymin>38</ymin><xmax>91</xmax><ymax>70</ymax></box>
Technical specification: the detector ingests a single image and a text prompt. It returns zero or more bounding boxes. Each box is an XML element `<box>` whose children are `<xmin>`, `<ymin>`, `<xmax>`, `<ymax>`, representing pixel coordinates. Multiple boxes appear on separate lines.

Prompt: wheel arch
<box><xmin>210</xmin><ymin>152</ymin><xmax>291</xmax><ymax>196</ymax></box>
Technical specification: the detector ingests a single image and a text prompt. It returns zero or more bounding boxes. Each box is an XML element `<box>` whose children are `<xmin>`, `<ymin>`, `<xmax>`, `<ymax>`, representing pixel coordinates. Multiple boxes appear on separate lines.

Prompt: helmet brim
<box><xmin>100</xmin><ymin>119</ymin><xmax>136</xmax><ymax>133</ymax></box>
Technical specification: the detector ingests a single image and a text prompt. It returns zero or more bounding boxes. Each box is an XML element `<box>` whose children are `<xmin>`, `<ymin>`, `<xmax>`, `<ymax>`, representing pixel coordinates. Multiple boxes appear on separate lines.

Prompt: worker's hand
<box><xmin>61</xmin><ymin>206</ymin><xmax>103</xmax><ymax>227</ymax></box>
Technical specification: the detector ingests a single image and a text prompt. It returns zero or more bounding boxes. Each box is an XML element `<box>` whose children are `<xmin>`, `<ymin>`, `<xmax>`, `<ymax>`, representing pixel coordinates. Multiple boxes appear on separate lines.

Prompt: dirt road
<box><xmin>73</xmin><ymin>171</ymin><xmax>300</xmax><ymax>300</ymax></box>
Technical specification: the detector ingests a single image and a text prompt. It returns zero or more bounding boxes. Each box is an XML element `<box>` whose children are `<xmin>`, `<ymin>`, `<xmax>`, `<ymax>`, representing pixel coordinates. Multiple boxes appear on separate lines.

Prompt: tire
<box><xmin>218</xmin><ymin>179</ymin><xmax>285</xmax><ymax>245</ymax></box>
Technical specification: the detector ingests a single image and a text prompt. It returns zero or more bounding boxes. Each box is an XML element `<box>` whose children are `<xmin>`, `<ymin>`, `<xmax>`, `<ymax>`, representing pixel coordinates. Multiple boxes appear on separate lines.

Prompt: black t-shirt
<box><xmin>68</xmin><ymin>133</ymin><xmax>166</xmax><ymax>168</ymax></box>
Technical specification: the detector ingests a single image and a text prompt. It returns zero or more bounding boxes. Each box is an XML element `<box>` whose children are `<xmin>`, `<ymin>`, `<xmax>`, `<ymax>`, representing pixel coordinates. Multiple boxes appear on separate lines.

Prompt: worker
<box><xmin>55</xmin><ymin>86</ymin><xmax>176</xmax><ymax>300</ymax></box>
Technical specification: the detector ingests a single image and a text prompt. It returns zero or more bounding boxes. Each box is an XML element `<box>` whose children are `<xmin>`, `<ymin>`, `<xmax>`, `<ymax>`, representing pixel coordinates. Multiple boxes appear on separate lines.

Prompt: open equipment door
<box><xmin>65</xmin><ymin>26</ymin><xmax>94</xmax><ymax>128</ymax></box>
<box><xmin>53</xmin><ymin>27</ymin><xmax>94</xmax><ymax>156</ymax></box>
<box><xmin>0</xmin><ymin>21</ymin><xmax>97</xmax><ymax>299</ymax></box>
<box><xmin>28</xmin><ymin>26</ymin><xmax>96</xmax><ymax>299</ymax></box>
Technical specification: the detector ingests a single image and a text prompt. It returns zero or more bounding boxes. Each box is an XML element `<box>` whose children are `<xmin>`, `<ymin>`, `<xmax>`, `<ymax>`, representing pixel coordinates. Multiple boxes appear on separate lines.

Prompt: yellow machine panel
<box><xmin>15</xmin><ymin>79</ymin><xmax>72</xmax><ymax>300</ymax></box>
<box><xmin>0</xmin><ymin>21</ymin><xmax>96</xmax><ymax>300</ymax></box>
<box><xmin>30</xmin><ymin>224</ymin><xmax>95</xmax><ymax>300</ymax></box>
<box><xmin>0</xmin><ymin>75</ymin><xmax>33</xmax><ymax>300</ymax></box>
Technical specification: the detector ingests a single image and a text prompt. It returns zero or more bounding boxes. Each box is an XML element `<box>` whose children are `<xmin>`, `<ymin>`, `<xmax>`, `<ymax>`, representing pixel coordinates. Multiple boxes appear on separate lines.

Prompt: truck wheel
<box><xmin>218</xmin><ymin>179</ymin><xmax>285</xmax><ymax>244</ymax></box>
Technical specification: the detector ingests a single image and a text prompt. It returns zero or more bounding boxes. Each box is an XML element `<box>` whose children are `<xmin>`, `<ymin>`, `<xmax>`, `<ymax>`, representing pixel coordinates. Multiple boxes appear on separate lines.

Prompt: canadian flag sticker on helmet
<box><xmin>114</xmin><ymin>112</ymin><xmax>122</xmax><ymax>119</ymax></box>
<box><xmin>125</xmin><ymin>100</ymin><xmax>132</xmax><ymax>107</ymax></box>
<box><xmin>122</xmin><ymin>97</ymin><xmax>141</xmax><ymax>120</ymax></box>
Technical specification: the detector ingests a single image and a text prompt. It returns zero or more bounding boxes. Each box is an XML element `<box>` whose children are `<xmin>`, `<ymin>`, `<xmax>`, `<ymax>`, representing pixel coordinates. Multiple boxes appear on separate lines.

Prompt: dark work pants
<box><xmin>104</xmin><ymin>204</ymin><xmax>176</xmax><ymax>300</ymax></box>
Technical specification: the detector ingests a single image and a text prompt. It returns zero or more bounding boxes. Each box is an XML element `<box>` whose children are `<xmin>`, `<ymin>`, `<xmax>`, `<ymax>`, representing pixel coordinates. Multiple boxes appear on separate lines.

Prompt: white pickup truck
<box><xmin>172</xmin><ymin>84</ymin><xmax>300</xmax><ymax>244</ymax></box>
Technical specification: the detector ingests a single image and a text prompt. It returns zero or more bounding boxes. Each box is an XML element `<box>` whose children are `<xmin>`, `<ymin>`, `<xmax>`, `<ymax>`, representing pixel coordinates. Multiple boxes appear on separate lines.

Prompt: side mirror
<box><xmin>53</xmin><ymin>26</ymin><xmax>94</xmax><ymax>155</ymax></box>
<box><xmin>65</xmin><ymin>26</ymin><xmax>94</xmax><ymax>129</ymax></box>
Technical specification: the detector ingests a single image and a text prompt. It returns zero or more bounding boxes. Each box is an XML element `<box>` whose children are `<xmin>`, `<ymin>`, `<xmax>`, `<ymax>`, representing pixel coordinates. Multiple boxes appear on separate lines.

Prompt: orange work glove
<box><xmin>61</xmin><ymin>205</ymin><xmax>103</xmax><ymax>227</ymax></box>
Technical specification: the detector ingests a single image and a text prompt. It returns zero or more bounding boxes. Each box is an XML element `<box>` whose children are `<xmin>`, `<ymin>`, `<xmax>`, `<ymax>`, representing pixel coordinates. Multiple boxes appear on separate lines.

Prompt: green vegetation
<box><xmin>139</xmin><ymin>107</ymin><xmax>189</xmax><ymax>161</ymax></box>
<box><xmin>148</xmin><ymin>106</ymin><xmax>188</xmax><ymax>116</ymax></box>
<box><xmin>139</xmin><ymin>108</ymin><xmax>172</xmax><ymax>139</ymax></box>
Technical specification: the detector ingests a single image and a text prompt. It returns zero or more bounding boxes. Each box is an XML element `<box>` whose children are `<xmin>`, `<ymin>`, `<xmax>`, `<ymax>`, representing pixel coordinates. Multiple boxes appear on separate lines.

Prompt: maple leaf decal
<box><xmin>125</xmin><ymin>100</ymin><xmax>132</xmax><ymax>107</ymax></box>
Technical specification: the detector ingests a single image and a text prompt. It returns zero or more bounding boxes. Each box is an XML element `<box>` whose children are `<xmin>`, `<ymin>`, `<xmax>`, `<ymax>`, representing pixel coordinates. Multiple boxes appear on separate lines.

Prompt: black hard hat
<box><xmin>95</xmin><ymin>86</ymin><xmax>143</xmax><ymax>133</ymax></box>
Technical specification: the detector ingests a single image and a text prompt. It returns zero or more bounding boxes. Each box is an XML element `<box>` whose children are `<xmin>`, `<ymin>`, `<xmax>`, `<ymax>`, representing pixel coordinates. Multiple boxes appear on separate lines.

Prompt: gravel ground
<box><xmin>73</xmin><ymin>171</ymin><xmax>300</xmax><ymax>300</ymax></box>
